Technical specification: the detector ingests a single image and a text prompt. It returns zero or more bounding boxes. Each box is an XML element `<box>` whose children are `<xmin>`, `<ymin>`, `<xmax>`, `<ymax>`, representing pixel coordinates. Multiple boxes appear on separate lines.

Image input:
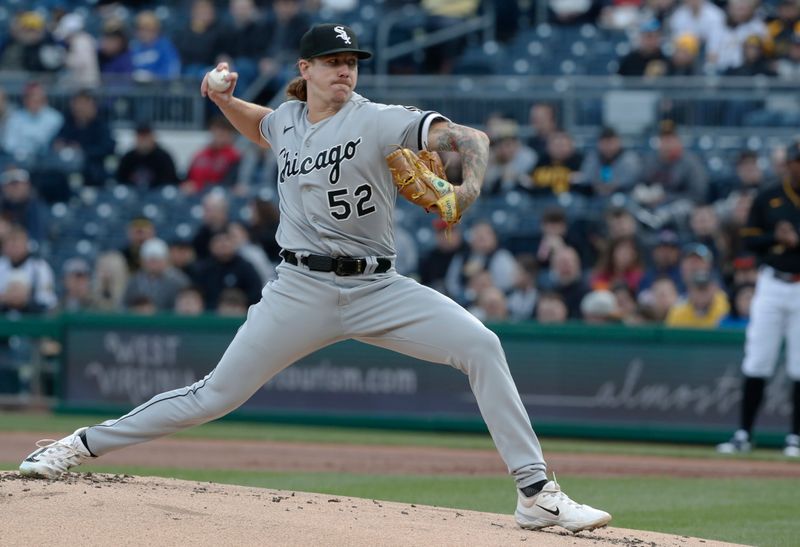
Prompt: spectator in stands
<box><xmin>604</xmin><ymin>205</ymin><xmax>640</xmax><ymax>240</ymax></box>
<box><xmin>590</xmin><ymin>235</ymin><xmax>645</xmax><ymax>294</ymax></box>
<box><xmin>228</xmin><ymin>222</ymin><xmax>274</xmax><ymax>283</ymax></box>
<box><xmin>577</xmin><ymin>127</ymin><xmax>641</xmax><ymax>196</ymax></box>
<box><xmin>168</xmin><ymin>235</ymin><xmax>199</xmax><ymax>280</ymax></box>
<box><xmin>116</xmin><ymin>123</ymin><xmax>180</xmax><ymax>188</ymax></box>
<box><xmin>53</xmin><ymin>13</ymin><xmax>99</xmax><ymax>88</ymax></box>
<box><xmin>547</xmin><ymin>0</ymin><xmax>602</xmax><ymax>26</ymax></box>
<box><xmin>173</xmin><ymin>286</ymin><xmax>205</xmax><ymax>316</ymax></box>
<box><xmin>666</xmin><ymin>33</ymin><xmax>701</xmax><ymax>75</ymax></box>
<box><xmin>526</xmin><ymin>131</ymin><xmax>583</xmax><ymax>195</ymax></box>
<box><xmin>128</xmin><ymin>294</ymin><xmax>157</xmax><ymax>315</ymax></box>
<box><xmin>192</xmin><ymin>190</ymin><xmax>230</xmax><ymax>260</ymax></box>
<box><xmin>705</xmin><ymin>0</ymin><xmax>767</xmax><ymax>74</ymax></box>
<box><xmin>730</xmin><ymin>253</ymin><xmax>759</xmax><ymax>287</ymax></box>
<box><xmin>507</xmin><ymin>254</ymin><xmax>538</xmax><ymax>321</ymax></box>
<box><xmin>483</xmin><ymin>119</ymin><xmax>537</xmax><ymax>196</ymax></box>
<box><xmin>445</xmin><ymin>221</ymin><xmax>518</xmax><ymax>303</ymax></box>
<box><xmin>0</xmin><ymin>168</ymin><xmax>47</xmax><ymax>244</ymax></box>
<box><xmin>666</xmin><ymin>270</ymin><xmax>729</xmax><ymax>328</ymax></box>
<box><xmin>182</xmin><ymin>117</ymin><xmax>242</xmax><ymax>193</ymax></box>
<box><xmin>394</xmin><ymin>222</ymin><xmax>419</xmax><ymax>277</ymax></box>
<box><xmin>580</xmin><ymin>290</ymin><xmax>620</xmax><ymax>324</ymax></box>
<box><xmin>723</xmin><ymin>34</ymin><xmax>776</xmax><ymax>76</ymax></box>
<box><xmin>0</xmin><ymin>12</ymin><xmax>62</xmax><ymax>74</ymax></box>
<box><xmin>252</xmin><ymin>0</ymin><xmax>312</xmax><ymax>104</ymax></box>
<box><xmin>611</xmin><ymin>281</ymin><xmax>645</xmax><ymax>324</ymax></box>
<box><xmin>640</xmin><ymin>276</ymin><xmax>679</xmax><ymax>322</ymax></box>
<box><xmin>98</xmin><ymin>21</ymin><xmax>134</xmax><ymax>78</ymax></box>
<box><xmin>419</xmin><ymin>219</ymin><xmax>466</xmax><ymax>296</ymax></box>
<box><xmin>0</xmin><ymin>270</ymin><xmax>42</xmax><ymax>316</ymax></box>
<box><xmin>215</xmin><ymin>0</ymin><xmax>269</xmax><ymax>89</ymax></box>
<box><xmin>668</xmin><ymin>0</ymin><xmax>725</xmax><ymax>46</ymax></box>
<box><xmin>639</xmin><ymin>229</ymin><xmax>683</xmax><ymax>292</ymax></box>
<box><xmin>120</xmin><ymin>216</ymin><xmax>156</xmax><ymax>273</ymax></box>
<box><xmin>0</xmin><ymin>225</ymin><xmax>56</xmax><ymax>312</ymax></box>
<box><xmin>0</xmin><ymin>89</ymin><xmax>13</xmax><ymax>146</ymax></box>
<box><xmin>527</xmin><ymin>103</ymin><xmax>558</xmax><ymax>158</ymax></box>
<box><xmin>775</xmin><ymin>32</ymin><xmax>800</xmax><ymax>78</ymax></box>
<box><xmin>688</xmin><ymin>204</ymin><xmax>726</xmax><ymax>260</ymax></box>
<box><xmin>216</xmin><ymin>287</ymin><xmax>250</xmax><ymax>316</ymax></box>
<box><xmin>420</xmin><ymin>0</ymin><xmax>480</xmax><ymax>73</ymax></box>
<box><xmin>2</xmin><ymin>82</ymin><xmax>63</xmax><ymax>163</ymax></box>
<box><xmin>617</xmin><ymin>19</ymin><xmax>668</xmax><ymax>77</ymax></box>
<box><xmin>541</xmin><ymin>245</ymin><xmax>588</xmax><ymax>319</ymax></box>
<box><xmin>534</xmin><ymin>206</ymin><xmax>569</xmax><ymax>271</ymax></box>
<box><xmin>535</xmin><ymin>291</ymin><xmax>569</xmax><ymax>324</ymax></box>
<box><xmin>462</xmin><ymin>269</ymin><xmax>494</xmax><ymax>310</ymax></box>
<box><xmin>679</xmin><ymin>242</ymin><xmax>718</xmax><ymax>295</ymax></box>
<box><xmin>174</xmin><ymin>0</ymin><xmax>221</xmax><ymax>78</ymax></box>
<box><xmin>640</xmin><ymin>0</ymin><xmax>679</xmax><ymax>26</ymax></box>
<box><xmin>91</xmin><ymin>251</ymin><xmax>129</xmax><ymax>311</ymax></box>
<box><xmin>57</xmin><ymin>257</ymin><xmax>97</xmax><ymax>312</ymax></box>
<box><xmin>636</xmin><ymin>121</ymin><xmax>708</xmax><ymax>226</ymax></box>
<box><xmin>469</xmin><ymin>286</ymin><xmax>509</xmax><ymax>323</ymax></box>
<box><xmin>191</xmin><ymin>230</ymin><xmax>263</xmax><ymax>311</ymax></box>
<box><xmin>53</xmin><ymin>90</ymin><xmax>115</xmax><ymax>187</ymax></box>
<box><xmin>766</xmin><ymin>0</ymin><xmax>800</xmax><ymax>60</ymax></box>
<box><xmin>130</xmin><ymin>11</ymin><xmax>181</xmax><ymax>82</ymax></box>
<box><xmin>719</xmin><ymin>282</ymin><xmax>754</xmax><ymax>328</ymax></box>
<box><xmin>710</xmin><ymin>150</ymin><xmax>767</xmax><ymax>208</ymax></box>
<box><xmin>123</xmin><ymin>238</ymin><xmax>191</xmax><ymax>311</ymax></box>
<box><xmin>247</xmin><ymin>195</ymin><xmax>281</xmax><ymax>262</ymax></box>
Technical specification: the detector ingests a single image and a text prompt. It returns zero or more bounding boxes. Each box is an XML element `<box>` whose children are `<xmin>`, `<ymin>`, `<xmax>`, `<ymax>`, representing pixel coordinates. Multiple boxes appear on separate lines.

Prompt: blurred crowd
<box><xmin>0</xmin><ymin>0</ymin><xmax>794</xmax><ymax>332</ymax></box>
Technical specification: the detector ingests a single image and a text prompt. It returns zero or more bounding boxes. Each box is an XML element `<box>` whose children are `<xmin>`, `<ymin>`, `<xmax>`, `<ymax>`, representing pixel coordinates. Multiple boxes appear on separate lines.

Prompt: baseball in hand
<box><xmin>207</xmin><ymin>68</ymin><xmax>231</xmax><ymax>92</ymax></box>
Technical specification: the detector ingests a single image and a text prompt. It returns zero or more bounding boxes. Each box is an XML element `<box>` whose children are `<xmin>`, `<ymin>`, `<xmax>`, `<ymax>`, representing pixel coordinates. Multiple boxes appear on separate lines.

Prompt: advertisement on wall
<box><xmin>61</xmin><ymin>323</ymin><xmax>792</xmax><ymax>435</ymax></box>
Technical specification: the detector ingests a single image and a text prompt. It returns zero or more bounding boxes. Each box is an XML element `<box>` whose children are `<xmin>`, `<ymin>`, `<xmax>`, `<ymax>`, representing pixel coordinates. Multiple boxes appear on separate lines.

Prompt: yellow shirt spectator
<box><xmin>666</xmin><ymin>271</ymin><xmax>730</xmax><ymax>328</ymax></box>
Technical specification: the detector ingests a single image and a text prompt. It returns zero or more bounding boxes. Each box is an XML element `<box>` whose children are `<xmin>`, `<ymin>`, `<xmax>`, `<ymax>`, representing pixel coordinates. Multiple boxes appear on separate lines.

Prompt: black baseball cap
<box><xmin>299</xmin><ymin>24</ymin><xmax>372</xmax><ymax>60</ymax></box>
<box><xmin>786</xmin><ymin>141</ymin><xmax>800</xmax><ymax>163</ymax></box>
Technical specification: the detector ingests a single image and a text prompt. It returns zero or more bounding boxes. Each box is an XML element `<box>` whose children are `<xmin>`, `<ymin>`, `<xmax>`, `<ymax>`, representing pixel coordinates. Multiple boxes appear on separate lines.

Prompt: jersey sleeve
<box><xmin>375</xmin><ymin>104</ymin><xmax>449</xmax><ymax>153</ymax></box>
<box><xmin>259</xmin><ymin>110</ymin><xmax>275</xmax><ymax>147</ymax></box>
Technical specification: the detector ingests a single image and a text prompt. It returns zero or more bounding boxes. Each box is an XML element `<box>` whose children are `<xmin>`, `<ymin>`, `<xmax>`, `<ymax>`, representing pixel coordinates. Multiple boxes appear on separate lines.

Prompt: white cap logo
<box><xmin>334</xmin><ymin>25</ymin><xmax>351</xmax><ymax>45</ymax></box>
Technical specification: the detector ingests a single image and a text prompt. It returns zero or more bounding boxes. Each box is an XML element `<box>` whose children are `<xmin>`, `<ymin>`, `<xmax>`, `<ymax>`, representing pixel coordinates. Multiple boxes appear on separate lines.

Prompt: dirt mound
<box><xmin>0</xmin><ymin>472</ymin><xmax>740</xmax><ymax>547</ymax></box>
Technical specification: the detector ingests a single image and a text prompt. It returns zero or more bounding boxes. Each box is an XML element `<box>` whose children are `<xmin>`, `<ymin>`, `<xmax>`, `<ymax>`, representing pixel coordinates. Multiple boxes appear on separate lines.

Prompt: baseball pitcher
<box><xmin>20</xmin><ymin>24</ymin><xmax>610</xmax><ymax>533</ymax></box>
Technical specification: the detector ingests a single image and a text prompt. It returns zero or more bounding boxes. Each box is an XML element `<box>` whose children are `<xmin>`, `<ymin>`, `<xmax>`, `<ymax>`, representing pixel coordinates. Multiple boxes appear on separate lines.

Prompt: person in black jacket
<box><xmin>53</xmin><ymin>90</ymin><xmax>116</xmax><ymax>187</ymax></box>
<box><xmin>191</xmin><ymin>229</ymin><xmax>263</xmax><ymax>311</ymax></box>
<box><xmin>617</xmin><ymin>19</ymin><xmax>668</xmax><ymax>77</ymax></box>
<box><xmin>717</xmin><ymin>140</ymin><xmax>800</xmax><ymax>458</ymax></box>
<box><xmin>116</xmin><ymin>123</ymin><xmax>179</xmax><ymax>188</ymax></box>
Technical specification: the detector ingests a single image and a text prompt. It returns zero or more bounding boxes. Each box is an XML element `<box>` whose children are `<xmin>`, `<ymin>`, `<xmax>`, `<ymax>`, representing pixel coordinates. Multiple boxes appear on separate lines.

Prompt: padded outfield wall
<box><xmin>31</xmin><ymin>314</ymin><xmax>791</xmax><ymax>447</ymax></box>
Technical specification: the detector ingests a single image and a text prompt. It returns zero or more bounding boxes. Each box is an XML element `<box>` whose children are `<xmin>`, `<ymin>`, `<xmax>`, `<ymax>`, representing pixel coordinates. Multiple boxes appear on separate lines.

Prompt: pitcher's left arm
<box><xmin>427</xmin><ymin>119</ymin><xmax>490</xmax><ymax>215</ymax></box>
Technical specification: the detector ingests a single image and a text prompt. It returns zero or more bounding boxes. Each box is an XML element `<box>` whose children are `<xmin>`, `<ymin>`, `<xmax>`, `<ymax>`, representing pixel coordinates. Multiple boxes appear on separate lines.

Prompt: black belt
<box><xmin>772</xmin><ymin>269</ymin><xmax>800</xmax><ymax>283</ymax></box>
<box><xmin>280</xmin><ymin>249</ymin><xmax>391</xmax><ymax>276</ymax></box>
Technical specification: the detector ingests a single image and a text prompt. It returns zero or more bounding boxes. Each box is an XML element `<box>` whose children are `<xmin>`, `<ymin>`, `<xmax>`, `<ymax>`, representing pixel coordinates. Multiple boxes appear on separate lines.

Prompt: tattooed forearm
<box><xmin>429</xmin><ymin>121</ymin><xmax>490</xmax><ymax>214</ymax></box>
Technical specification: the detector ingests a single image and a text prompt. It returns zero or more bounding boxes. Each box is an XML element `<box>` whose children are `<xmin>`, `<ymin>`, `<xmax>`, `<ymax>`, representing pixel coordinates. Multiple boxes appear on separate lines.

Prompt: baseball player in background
<box><xmin>19</xmin><ymin>24</ymin><xmax>611</xmax><ymax>533</ymax></box>
<box><xmin>717</xmin><ymin>141</ymin><xmax>800</xmax><ymax>458</ymax></box>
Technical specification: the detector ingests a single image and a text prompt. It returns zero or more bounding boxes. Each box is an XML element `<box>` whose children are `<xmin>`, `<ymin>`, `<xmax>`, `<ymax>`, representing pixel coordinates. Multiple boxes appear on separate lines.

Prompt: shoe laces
<box><xmin>34</xmin><ymin>437</ymin><xmax>85</xmax><ymax>463</ymax></box>
<box><xmin>539</xmin><ymin>474</ymin><xmax>584</xmax><ymax>509</ymax></box>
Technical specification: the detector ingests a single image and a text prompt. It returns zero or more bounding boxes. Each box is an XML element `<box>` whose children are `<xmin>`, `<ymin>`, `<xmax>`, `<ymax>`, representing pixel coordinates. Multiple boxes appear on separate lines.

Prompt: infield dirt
<box><xmin>0</xmin><ymin>472</ymin><xmax>744</xmax><ymax>547</ymax></box>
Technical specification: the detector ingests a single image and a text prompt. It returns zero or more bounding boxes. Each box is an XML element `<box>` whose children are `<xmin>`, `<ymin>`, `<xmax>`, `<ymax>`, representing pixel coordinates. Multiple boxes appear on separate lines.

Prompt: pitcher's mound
<box><xmin>0</xmin><ymin>472</ymin><xmax>736</xmax><ymax>546</ymax></box>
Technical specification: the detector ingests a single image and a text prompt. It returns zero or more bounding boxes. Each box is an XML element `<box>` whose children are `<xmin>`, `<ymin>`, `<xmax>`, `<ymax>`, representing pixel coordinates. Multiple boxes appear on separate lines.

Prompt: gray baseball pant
<box><xmin>86</xmin><ymin>264</ymin><xmax>548</xmax><ymax>488</ymax></box>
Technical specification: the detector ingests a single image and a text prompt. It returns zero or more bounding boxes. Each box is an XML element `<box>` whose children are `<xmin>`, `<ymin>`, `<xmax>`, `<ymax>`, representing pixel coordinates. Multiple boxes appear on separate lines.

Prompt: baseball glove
<box><xmin>386</xmin><ymin>148</ymin><xmax>460</xmax><ymax>225</ymax></box>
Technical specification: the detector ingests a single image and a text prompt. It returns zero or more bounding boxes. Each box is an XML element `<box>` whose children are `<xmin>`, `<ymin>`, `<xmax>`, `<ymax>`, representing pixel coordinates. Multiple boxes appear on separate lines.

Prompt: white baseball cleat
<box><xmin>515</xmin><ymin>476</ymin><xmax>612</xmax><ymax>533</ymax></box>
<box><xmin>716</xmin><ymin>429</ymin><xmax>752</xmax><ymax>454</ymax></box>
<box><xmin>19</xmin><ymin>427</ymin><xmax>93</xmax><ymax>478</ymax></box>
<box><xmin>784</xmin><ymin>434</ymin><xmax>800</xmax><ymax>458</ymax></box>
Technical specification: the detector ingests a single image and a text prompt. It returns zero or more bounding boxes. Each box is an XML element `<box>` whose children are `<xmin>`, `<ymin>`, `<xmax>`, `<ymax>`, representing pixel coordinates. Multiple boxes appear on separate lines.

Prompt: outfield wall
<box><xmin>4</xmin><ymin>314</ymin><xmax>792</xmax><ymax>446</ymax></box>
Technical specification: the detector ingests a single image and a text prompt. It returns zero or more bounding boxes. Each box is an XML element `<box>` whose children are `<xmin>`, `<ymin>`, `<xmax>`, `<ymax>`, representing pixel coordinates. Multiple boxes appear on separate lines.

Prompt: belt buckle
<box><xmin>335</xmin><ymin>257</ymin><xmax>364</xmax><ymax>276</ymax></box>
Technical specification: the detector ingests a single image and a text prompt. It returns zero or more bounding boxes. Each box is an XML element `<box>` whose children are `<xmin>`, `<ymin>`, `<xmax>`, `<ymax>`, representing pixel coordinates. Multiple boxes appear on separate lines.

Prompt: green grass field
<box><xmin>2</xmin><ymin>412</ymin><xmax>799</xmax><ymax>545</ymax></box>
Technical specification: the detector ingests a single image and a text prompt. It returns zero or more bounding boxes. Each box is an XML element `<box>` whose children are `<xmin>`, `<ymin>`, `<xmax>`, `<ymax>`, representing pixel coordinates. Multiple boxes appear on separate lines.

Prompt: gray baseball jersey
<box><xmin>259</xmin><ymin>92</ymin><xmax>444</xmax><ymax>258</ymax></box>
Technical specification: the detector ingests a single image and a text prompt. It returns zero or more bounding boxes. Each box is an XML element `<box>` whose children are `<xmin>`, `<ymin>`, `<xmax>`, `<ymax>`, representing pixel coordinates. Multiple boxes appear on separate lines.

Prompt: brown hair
<box><xmin>286</xmin><ymin>76</ymin><xmax>307</xmax><ymax>101</ymax></box>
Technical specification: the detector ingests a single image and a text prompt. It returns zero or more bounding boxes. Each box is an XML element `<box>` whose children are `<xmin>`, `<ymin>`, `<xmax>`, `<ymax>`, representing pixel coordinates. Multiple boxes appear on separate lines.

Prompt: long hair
<box><xmin>286</xmin><ymin>76</ymin><xmax>307</xmax><ymax>101</ymax></box>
